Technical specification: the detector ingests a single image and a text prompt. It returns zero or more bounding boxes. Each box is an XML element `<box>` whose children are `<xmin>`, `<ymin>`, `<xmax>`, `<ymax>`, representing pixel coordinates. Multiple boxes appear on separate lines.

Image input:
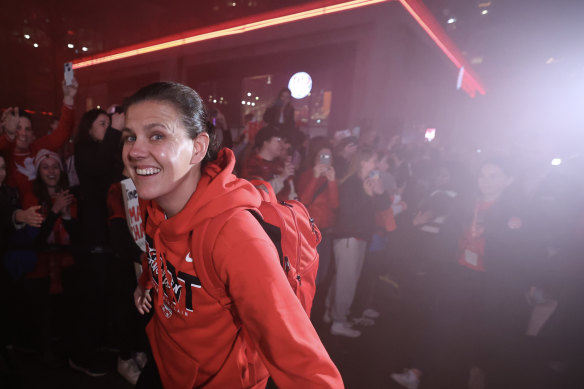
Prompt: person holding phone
<box><xmin>0</xmin><ymin>79</ymin><xmax>78</xmax><ymax>199</ymax></box>
<box><xmin>324</xmin><ymin>147</ymin><xmax>391</xmax><ymax>337</ymax></box>
<box><xmin>297</xmin><ymin>137</ymin><xmax>339</xmax><ymax>286</ymax></box>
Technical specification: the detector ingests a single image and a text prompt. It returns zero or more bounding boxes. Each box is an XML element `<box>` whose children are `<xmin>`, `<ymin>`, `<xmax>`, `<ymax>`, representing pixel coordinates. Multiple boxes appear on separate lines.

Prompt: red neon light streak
<box><xmin>72</xmin><ymin>0</ymin><xmax>485</xmax><ymax>97</ymax></box>
<box><xmin>73</xmin><ymin>0</ymin><xmax>388</xmax><ymax>69</ymax></box>
<box><xmin>398</xmin><ymin>0</ymin><xmax>486</xmax><ymax>96</ymax></box>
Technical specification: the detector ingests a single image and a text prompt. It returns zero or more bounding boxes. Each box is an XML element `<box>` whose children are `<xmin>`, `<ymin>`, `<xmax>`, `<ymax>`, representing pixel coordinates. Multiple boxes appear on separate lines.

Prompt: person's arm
<box><xmin>31</xmin><ymin>80</ymin><xmax>78</xmax><ymax>152</ymax></box>
<box><xmin>297</xmin><ymin>170</ymin><xmax>319</xmax><ymax>205</ymax></box>
<box><xmin>213</xmin><ymin>212</ymin><xmax>343</xmax><ymax>388</ymax></box>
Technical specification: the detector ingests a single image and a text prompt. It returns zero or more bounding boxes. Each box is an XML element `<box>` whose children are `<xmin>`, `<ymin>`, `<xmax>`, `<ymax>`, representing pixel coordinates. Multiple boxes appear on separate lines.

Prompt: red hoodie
<box><xmin>138</xmin><ymin>149</ymin><xmax>343</xmax><ymax>389</ymax></box>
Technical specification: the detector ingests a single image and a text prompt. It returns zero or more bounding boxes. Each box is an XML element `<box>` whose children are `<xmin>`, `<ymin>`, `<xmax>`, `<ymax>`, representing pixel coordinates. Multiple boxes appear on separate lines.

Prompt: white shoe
<box><xmin>362</xmin><ymin>308</ymin><xmax>380</xmax><ymax>319</ymax></box>
<box><xmin>117</xmin><ymin>356</ymin><xmax>142</xmax><ymax>385</ymax></box>
<box><xmin>330</xmin><ymin>322</ymin><xmax>361</xmax><ymax>338</ymax></box>
<box><xmin>391</xmin><ymin>369</ymin><xmax>420</xmax><ymax>389</ymax></box>
<box><xmin>132</xmin><ymin>352</ymin><xmax>147</xmax><ymax>370</ymax></box>
<box><xmin>351</xmin><ymin>316</ymin><xmax>375</xmax><ymax>326</ymax></box>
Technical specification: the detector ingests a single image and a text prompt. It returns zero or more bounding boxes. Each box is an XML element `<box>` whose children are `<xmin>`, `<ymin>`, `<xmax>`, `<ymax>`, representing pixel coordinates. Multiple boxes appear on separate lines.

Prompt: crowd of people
<box><xmin>1</xmin><ymin>81</ymin><xmax>584</xmax><ymax>389</ymax></box>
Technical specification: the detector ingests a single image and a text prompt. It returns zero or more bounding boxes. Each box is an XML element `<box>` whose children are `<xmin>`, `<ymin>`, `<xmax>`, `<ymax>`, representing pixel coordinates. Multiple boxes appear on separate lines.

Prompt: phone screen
<box><xmin>64</xmin><ymin>62</ymin><xmax>74</xmax><ymax>86</ymax></box>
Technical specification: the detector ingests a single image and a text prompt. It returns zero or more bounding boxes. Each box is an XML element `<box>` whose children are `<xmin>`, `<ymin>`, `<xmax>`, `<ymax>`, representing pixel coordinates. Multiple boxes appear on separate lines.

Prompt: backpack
<box><xmin>191</xmin><ymin>179</ymin><xmax>322</xmax><ymax>316</ymax></box>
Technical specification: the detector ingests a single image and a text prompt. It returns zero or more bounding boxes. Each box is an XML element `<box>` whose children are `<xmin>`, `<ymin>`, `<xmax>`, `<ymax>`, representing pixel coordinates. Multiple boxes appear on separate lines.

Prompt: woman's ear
<box><xmin>191</xmin><ymin>133</ymin><xmax>210</xmax><ymax>165</ymax></box>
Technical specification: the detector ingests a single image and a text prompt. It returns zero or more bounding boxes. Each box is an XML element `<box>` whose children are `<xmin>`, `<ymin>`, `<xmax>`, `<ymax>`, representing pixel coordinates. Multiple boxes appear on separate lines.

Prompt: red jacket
<box><xmin>297</xmin><ymin>169</ymin><xmax>339</xmax><ymax>230</ymax></box>
<box><xmin>139</xmin><ymin>148</ymin><xmax>343</xmax><ymax>389</ymax></box>
<box><xmin>0</xmin><ymin>105</ymin><xmax>74</xmax><ymax>198</ymax></box>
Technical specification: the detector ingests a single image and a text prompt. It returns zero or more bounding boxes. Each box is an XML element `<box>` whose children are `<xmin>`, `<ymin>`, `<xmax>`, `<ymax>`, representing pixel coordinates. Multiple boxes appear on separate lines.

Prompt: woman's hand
<box><xmin>110</xmin><ymin>112</ymin><xmax>125</xmax><ymax>131</ymax></box>
<box><xmin>14</xmin><ymin>205</ymin><xmax>44</xmax><ymax>227</ymax></box>
<box><xmin>313</xmin><ymin>163</ymin><xmax>327</xmax><ymax>178</ymax></box>
<box><xmin>51</xmin><ymin>190</ymin><xmax>74</xmax><ymax>216</ymax></box>
<box><xmin>364</xmin><ymin>176</ymin><xmax>383</xmax><ymax>196</ymax></box>
<box><xmin>62</xmin><ymin>79</ymin><xmax>79</xmax><ymax>106</ymax></box>
<box><xmin>282</xmin><ymin>160</ymin><xmax>295</xmax><ymax>179</ymax></box>
<box><xmin>134</xmin><ymin>284</ymin><xmax>152</xmax><ymax>314</ymax></box>
<box><xmin>324</xmin><ymin>166</ymin><xmax>336</xmax><ymax>182</ymax></box>
<box><xmin>1</xmin><ymin>107</ymin><xmax>19</xmax><ymax>140</ymax></box>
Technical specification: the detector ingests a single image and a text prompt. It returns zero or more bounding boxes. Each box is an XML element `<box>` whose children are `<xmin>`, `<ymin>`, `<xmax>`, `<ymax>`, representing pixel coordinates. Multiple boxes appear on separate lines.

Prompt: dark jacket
<box><xmin>74</xmin><ymin>127</ymin><xmax>122</xmax><ymax>248</ymax></box>
<box><xmin>333</xmin><ymin>174</ymin><xmax>391</xmax><ymax>240</ymax></box>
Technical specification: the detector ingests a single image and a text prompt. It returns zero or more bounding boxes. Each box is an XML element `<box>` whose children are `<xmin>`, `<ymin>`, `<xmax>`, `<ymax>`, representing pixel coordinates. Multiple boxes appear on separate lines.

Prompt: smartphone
<box><xmin>64</xmin><ymin>62</ymin><xmax>74</xmax><ymax>86</ymax></box>
<box><xmin>319</xmin><ymin>153</ymin><xmax>332</xmax><ymax>165</ymax></box>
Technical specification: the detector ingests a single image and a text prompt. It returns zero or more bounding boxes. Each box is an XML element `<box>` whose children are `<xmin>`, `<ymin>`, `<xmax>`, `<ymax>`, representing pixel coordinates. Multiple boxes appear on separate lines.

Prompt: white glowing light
<box><xmin>24</xmin><ymin>34</ymin><xmax>30</xmax><ymax>39</ymax></box>
<box><xmin>247</xmin><ymin>102</ymin><xmax>251</xmax><ymax>105</ymax></box>
<box><xmin>447</xmin><ymin>17</ymin><xmax>456</xmax><ymax>24</ymax></box>
<box><xmin>251</xmin><ymin>102</ymin><xmax>255</xmax><ymax>106</ymax></box>
<box><xmin>288</xmin><ymin>71</ymin><xmax>312</xmax><ymax>99</ymax></box>
<box><xmin>82</xmin><ymin>46</ymin><xmax>88</xmax><ymax>52</ymax></box>
<box><xmin>247</xmin><ymin>92</ymin><xmax>251</xmax><ymax>96</ymax></box>
<box><xmin>551</xmin><ymin>158</ymin><xmax>562</xmax><ymax>166</ymax></box>
<box><xmin>481</xmin><ymin>10</ymin><xmax>488</xmax><ymax>15</ymax></box>
<box><xmin>67</xmin><ymin>43</ymin><xmax>74</xmax><ymax>48</ymax></box>
<box><xmin>255</xmin><ymin>96</ymin><xmax>259</xmax><ymax>100</ymax></box>
<box><xmin>241</xmin><ymin>101</ymin><xmax>246</xmax><ymax>105</ymax></box>
<box><xmin>425</xmin><ymin>128</ymin><xmax>436</xmax><ymax>142</ymax></box>
<box><xmin>33</xmin><ymin>43</ymin><xmax>39</xmax><ymax>48</ymax></box>
<box><xmin>212</xmin><ymin>99</ymin><xmax>217</xmax><ymax>103</ymax></box>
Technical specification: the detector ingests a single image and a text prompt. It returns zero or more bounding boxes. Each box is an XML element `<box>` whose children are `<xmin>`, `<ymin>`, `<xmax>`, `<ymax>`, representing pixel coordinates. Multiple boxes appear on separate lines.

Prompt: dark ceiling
<box><xmin>2</xmin><ymin>0</ymin><xmax>583</xmax><ymax>141</ymax></box>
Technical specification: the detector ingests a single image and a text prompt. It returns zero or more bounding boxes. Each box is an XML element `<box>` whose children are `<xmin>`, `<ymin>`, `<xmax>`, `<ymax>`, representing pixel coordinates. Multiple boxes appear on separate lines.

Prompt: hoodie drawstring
<box><xmin>154</xmin><ymin>228</ymin><xmax>177</xmax><ymax>309</ymax></box>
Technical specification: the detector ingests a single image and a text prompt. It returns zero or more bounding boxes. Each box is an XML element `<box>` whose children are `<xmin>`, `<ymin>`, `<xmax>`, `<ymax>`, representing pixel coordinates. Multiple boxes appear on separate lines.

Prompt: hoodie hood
<box><xmin>146</xmin><ymin>148</ymin><xmax>261</xmax><ymax>240</ymax></box>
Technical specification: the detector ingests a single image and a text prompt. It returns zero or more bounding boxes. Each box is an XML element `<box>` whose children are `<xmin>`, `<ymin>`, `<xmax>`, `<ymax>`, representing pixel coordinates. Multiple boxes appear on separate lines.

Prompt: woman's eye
<box><xmin>151</xmin><ymin>134</ymin><xmax>164</xmax><ymax>141</ymax></box>
<box><xmin>123</xmin><ymin>135</ymin><xmax>136</xmax><ymax>143</ymax></box>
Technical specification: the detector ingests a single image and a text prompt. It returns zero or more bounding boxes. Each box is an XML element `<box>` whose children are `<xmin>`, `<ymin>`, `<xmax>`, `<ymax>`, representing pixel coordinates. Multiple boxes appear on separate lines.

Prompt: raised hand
<box><xmin>62</xmin><ymin>78</ymin><xmax>79</xmax><ymax>106</ymax></box>
<box><xmin>51</xmin><ymin>190</ymin><xmax>74</xmax><ymax>216</ymax></box>
<box><xmin>1</xmin><ymin>107</ymin><xmax>19</xmax><ymax>139</ymax></box>
<box><xmin>324</xmin><ymin>166</ymin><xmax>336</xmax><ymax>182</ymax></box>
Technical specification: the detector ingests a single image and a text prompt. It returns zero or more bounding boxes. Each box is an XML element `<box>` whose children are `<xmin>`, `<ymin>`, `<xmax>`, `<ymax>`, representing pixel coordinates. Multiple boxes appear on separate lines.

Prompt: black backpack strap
<box><xmin>247</xmin><ymin>209</ymin><xmax>283</xmax><ymax>267</ymax></box>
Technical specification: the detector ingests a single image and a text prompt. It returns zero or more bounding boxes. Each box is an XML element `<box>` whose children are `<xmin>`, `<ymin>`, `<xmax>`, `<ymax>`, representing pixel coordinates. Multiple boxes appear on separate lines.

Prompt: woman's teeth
<box><xmin>136</xmin><ymin>168</ymin><xmax>161</xmax><ymax>176</ymax></box>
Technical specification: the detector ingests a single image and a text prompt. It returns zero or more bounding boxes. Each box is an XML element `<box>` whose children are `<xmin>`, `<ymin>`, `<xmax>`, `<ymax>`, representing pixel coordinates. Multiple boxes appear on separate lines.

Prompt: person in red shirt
<box><xmin>0</xmin><ymin>80</ymin><xmax>78</xmax><ymax>199</ymax></box>
<box><xmin>241</xmin><ymin>125</ymin><xmax>295</xmax><ymax>199</ymax></box>
<box><xmin>296</xmin><ymin>137</ymin><xmax>339</xmax><ymax>285</ymax></box>
<box><xmin>121</xmin><ymin>82</ymin><xmax>343</xmax><ymax>389</ymax></box>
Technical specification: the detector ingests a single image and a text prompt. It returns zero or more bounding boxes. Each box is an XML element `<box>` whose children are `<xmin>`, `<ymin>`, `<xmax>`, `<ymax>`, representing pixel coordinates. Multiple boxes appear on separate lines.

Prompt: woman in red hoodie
<box><xmin>121</xmin><ymin>82</ymin><xmax>342</xmax><ymax>389</ymax></box>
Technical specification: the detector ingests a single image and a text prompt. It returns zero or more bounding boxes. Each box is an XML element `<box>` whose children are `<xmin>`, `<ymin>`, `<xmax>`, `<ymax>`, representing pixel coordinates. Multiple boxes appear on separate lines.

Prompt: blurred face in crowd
<box><xmin>15</xmin><ymin>117</ymin><xmax>34</xmax><ymax>151</ymax></box>
<box><xmin>478</xmin><ymin>163</ymin><xmax>514</xmax><ymax>201</ymax></box>
<box><xmin>89</xmin><ymin>113</ymin><xmax>110</xmax><ymax>142</ymax></box>
<box><xmin>360</xmin><ymin>154</ymin><xmax>378</xmax><ymax>179</ymax></box>
<box><xmin>122</xmin><ymin>100</ymin><xmax>203</xmax><ymax>216</ymax></box>
<box><xmin>38</xmin><ymin>158</ymin><xmax>61</xmax><ymax>190</ymax></box>
<box><xmin>262</xmin><ymin>136</ymin><xmax>284</xmax><ymax>160</ymax></box>
<box><xmin>0</xmin><ymin>156</ymin><xmax>6</xmax><ymax>185</ymax></box>
<box><xmin>279</xmin><ymin>90</ymin><xmax>291</xmax><ymax>105</ymax></box>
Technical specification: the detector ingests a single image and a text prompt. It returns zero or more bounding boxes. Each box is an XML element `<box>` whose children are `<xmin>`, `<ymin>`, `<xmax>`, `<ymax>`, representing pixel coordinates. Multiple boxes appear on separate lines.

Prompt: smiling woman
<box><xmin>122</xmin><ymin>82</ymin><xmax>342</xmax><ymax>389</ymax></box>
